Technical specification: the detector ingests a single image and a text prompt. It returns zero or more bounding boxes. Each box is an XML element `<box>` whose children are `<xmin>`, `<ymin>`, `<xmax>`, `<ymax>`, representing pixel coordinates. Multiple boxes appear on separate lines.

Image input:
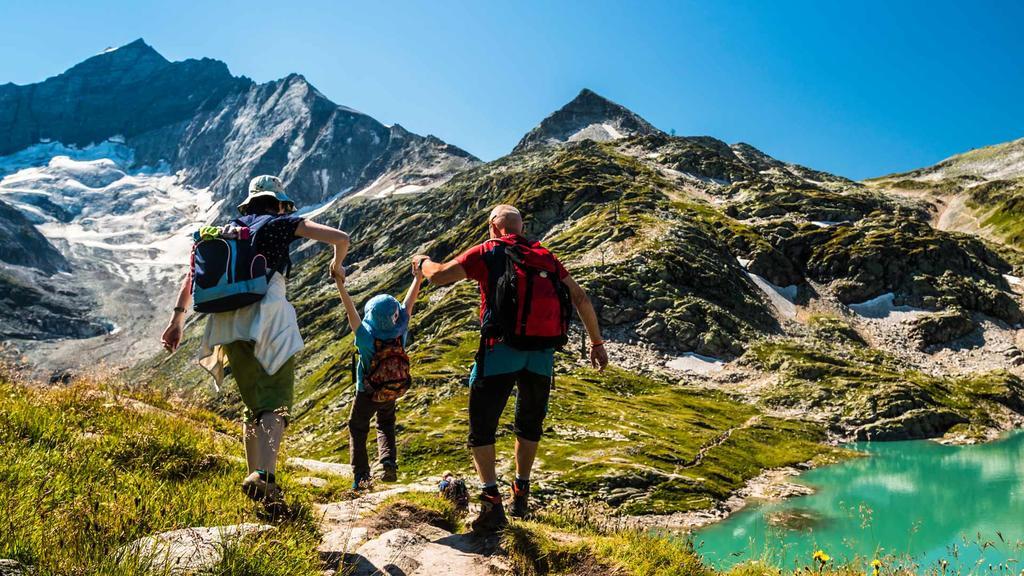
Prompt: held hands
<box><xmin>590</xmin><ymin>343</ymin><xmax>609</xmax><ymax>371</ymax></box>
<box><xmin>331</xmin><ymin>262</ymin><xmax>346</xmax><ymax>285</ymax></box>
<box><xmin>411</xmin><ymin>255</ymin><xmax>430</xmax><ymax>280</ymax></box>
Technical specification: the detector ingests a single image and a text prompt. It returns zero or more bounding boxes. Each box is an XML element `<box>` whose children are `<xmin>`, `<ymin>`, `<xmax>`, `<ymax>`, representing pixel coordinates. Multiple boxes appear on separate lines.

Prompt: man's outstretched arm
<box><xmin>562</xmin><ymin>275</ymin><xmax>608</xmax><ymax>370</ymax></box>
<box><xmin>413</xmin><ymin>255</ymin><xmax>467</xmax><ymax>286</ymax></box>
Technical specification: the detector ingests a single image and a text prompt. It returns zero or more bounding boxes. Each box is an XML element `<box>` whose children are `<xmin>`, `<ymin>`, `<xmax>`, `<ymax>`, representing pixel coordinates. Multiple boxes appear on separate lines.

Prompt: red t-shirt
<box><xmin>455</xmin><ymin>234</ymin><xmax>569</xmax><ymax>325</ymax></box>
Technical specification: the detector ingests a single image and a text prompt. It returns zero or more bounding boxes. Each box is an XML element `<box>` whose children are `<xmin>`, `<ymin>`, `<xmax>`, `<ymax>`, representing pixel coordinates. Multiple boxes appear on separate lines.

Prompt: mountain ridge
<box><xmin>0</xmin><ymin>39</ymin><xmax>477</xmax><ymax>361</ymax></box>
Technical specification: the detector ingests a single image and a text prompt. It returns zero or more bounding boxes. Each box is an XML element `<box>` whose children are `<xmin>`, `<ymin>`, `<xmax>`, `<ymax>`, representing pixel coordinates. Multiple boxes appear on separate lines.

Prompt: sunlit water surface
<box><xmin>694</xmin><ymin>432</ymin><xmax>1024</xmax><ymax>572</ymax></box>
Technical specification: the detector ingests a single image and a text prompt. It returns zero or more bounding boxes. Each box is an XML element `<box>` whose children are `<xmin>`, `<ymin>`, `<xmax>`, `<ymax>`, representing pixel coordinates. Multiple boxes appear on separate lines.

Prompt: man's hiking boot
<box><xmin>510</xmin><ymin>478</ymin><xmax>530</xmax><ymax>518</ymax></box>
<box><xmin>379</xmin><ymin>461</ymin><xmax>398</xmax><ymax>483</ymax></box>
<box><xmin>352</xmin><ymin>472</ymin><xmax>373</xmax><ymax>491</ymax></box>
<box><xmin>471</xmin><ymin>492</ymin><xmax>508</xmax><ymax>534</ymax></box>
<box><xmin>241</xmin><ymin>470</ymin><xmax>282</xmax><ymax>503</ymax></box>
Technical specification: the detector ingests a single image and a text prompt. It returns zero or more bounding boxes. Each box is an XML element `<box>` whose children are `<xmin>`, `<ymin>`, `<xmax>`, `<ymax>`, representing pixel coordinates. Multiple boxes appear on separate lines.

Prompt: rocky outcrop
<box><xmin>120</xmin><ymin>523</ymin><xmax>274</xmax><ymax>574</ymax></box>
<box><xmin>0</xmin><ymin>560</ymin><xmax>28</xmax><ymax>576</ymax></box>
<box><xmin>0</xmin><ymin>267</ymin><xmax>110</xmax><ymax>340</ymax></box>
<box><xmin>0</xmin><ymin>199</ymin><xmax>66</xmax><ymax>273</ymax></box>
<box><xmin>774</xmin><ymin>215</ymin><xmax>1022</xmax><ymax>323</ymax></box>
<box><xmin>345</xmin><ymin>527</ymin><xmax>511</xmax><ymax>576</ymax></box>
<box><xmin>513</xmin><ymin>88</ymin><xmax>661</xmax><ymax>153</ymax></box>
<box><xmin>909</xmin><ymin>308</ymin><xmax>977</xmax><ymax>350</ymax></box>
<box><xmin>317</xmin><ymin>483</ymin><xmax>511</xmax><ymax>576</ymax></box>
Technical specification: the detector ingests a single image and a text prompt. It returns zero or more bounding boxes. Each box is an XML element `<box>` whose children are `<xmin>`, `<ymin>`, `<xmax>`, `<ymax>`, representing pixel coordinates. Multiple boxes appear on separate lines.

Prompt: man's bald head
<box><xmin>488</xmin><ymin>204</ymin><xmax>523</xmax><ymax>237</ymax></box>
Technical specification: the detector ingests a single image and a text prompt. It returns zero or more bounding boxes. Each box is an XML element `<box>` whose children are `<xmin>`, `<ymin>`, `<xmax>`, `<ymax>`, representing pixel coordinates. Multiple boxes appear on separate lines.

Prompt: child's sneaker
<box><xmin>379</xmin><ymin>460</ymin><xmax>399</xmax><ymax>482</ymax></box>
<box><xmin>510</xmin><ymin>478</ymin><xmax>530</xmax><ymax>518</ymax></box>
<box><xmin>471</xmin><ymin>491</ymin><xmax>508</xmax><ymax>534</ymax></box>
<box><xmin>352</xmin><ymin>472</ymin><xmax>373</xmax><ymax>491</ymax></box>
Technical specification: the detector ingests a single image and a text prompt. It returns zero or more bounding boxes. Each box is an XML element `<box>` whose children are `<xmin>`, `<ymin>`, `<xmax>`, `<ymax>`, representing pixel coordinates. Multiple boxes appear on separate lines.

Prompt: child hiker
<box><xmin>333</xmin><ymin>260</ymin><xmax>423</xmax><ymax>490</ymax></box>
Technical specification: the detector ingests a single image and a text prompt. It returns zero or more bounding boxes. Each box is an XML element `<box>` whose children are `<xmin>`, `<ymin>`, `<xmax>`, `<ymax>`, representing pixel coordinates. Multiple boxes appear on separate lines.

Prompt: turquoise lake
<box><xmin>693</xmin><ymin>432</ymin><xmax>1024</xmax><ymax>572</ymax></box>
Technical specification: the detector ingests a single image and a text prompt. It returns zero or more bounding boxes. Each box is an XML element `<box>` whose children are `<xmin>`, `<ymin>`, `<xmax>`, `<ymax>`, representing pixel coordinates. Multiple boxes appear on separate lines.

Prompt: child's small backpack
<box><xmin>438</xmin><ymin>473</ymin><xmax>469</xmax><ymax>511</ymax></box>
<box><xmin>365</xmin><ymin>338</ymin><xmax>412</xmax><ymax>402</ymax></box>
<box><xmin>190</xmin><ymin>216</ymin><xmax>273</xmax><ymax>313</ymax></box>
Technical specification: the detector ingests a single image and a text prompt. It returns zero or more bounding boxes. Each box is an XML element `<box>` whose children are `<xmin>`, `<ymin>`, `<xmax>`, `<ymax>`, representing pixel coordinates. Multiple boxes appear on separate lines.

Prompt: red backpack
<box><xmin>487</xmin><ymin>238</ymin><xmax>572</xmax><ymax>351</ymax></box>
<box><xmin>365</xmin><ymin>338</ymin><xmax>412</xmax><ymax>402</ymax></box>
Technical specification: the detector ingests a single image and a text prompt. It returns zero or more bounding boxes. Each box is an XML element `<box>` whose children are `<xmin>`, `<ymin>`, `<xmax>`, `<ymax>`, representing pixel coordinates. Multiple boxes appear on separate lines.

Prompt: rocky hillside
<box><xmin>0</xmin><ymin>198</ymin><xmax>66</xmax><ymax>274</ymax></box>
<box><xmin>0</xmin><ymin>40</ymin><xmax>477</xmax><ymax>369</ymax></box>
<box><xmin>866</xmin><ymin>138</ymin><xmax>1024</xmax><ymax>255</ymax></box>
<box><xmin>134</xmin><ymin>89</ymin><xmax>1024</xmax><ymax>529</ymax></box>
<box><xmin>0</xmin><ymin>199</ymin><xmax>108</xmax><ymax>342</ymax></box>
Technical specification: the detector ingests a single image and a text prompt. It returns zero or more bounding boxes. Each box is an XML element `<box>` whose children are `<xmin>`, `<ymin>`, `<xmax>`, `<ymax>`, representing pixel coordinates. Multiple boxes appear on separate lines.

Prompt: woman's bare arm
<box><xmin>296</xmin><ymin>220</ymin><xmax>351</xmax><ymax>276</ymax></box>
<box><xmin>161</xmin><ymin>272</ymin><xmax>193</xmax><ymax>352</ymax></box>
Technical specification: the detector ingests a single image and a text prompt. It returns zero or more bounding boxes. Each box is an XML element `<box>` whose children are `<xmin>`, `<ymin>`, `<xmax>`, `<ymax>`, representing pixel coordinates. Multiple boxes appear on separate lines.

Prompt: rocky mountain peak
<box><xmin>68</xmin><ymin>38</ymin><xmax>170</xmax><ymax>78</ymax></box>
<box><xmin>513</xmin><ymin>88</ymin><xmax>662</xmax><ymax>153</ymax></box>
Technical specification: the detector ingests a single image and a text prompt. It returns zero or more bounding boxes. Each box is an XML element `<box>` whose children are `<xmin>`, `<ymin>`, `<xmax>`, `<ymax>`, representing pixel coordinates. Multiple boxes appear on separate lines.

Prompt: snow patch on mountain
<box><xmin>666</xmin><ymin>353</ymin><xmax>725</xmax><ymax>374</ymax></box>
<box><xmin>848</xmin><ymin>293</ymin><xmax>925</xmax><ymax>321</ymax></box>
<box><xmin>0</xmin><ymin>140</ymin><xmax>135</xmax><ymax>176</ymax></box>
<box><xmin>746</xmin><ymin>272</ymin><xmax>798</xmax><ymax>320</ymax></box>
<box><xmin>0</xmin><ymin>139</ymin><xmax>218</xmax><ymax>368</ymax></box>
<box><xmin>0</xmin><ymin>140</ymin><xmax>214</xmax><ymax>283</ymax></box>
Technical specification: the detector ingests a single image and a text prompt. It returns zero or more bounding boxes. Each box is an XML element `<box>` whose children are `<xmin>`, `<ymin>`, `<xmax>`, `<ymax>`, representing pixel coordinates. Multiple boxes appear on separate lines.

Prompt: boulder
<box><xmin>286</xmin><ymin>457</ymin><xmax>353</xmax><ymax>477</ymax></box>
<box><xmin>120</xmin><ymin>523</ymin><xmax>274</xmax><ymax>574</ymax></box>
<box><xmin>0</xmin><ymin>560</ymin><xmax>28</xmax><ymax>576</ymax></box>
<box><xmin>909</xmin><ymin>308</ymin><xmax>977</xmax><ymax>351</ymax></box>
<box><xmin>348</xmin><ymin>527</ymin><xmax>512</xmax><ymax>576</ymax></box>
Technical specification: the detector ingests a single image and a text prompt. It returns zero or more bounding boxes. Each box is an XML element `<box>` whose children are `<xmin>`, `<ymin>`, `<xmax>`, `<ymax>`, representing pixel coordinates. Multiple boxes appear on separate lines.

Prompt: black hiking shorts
<box><xmin>468</xmin><ymin>369</ymin><xmax>552</xmax><ymax>447</ymax></box>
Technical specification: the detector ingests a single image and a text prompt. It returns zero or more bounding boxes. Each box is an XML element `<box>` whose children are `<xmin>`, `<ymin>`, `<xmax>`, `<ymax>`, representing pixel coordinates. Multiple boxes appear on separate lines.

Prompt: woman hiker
<box><xmin>160</xmin><ymin>175</ymin><xmax>350</xmax><ymax>505</ymax></box>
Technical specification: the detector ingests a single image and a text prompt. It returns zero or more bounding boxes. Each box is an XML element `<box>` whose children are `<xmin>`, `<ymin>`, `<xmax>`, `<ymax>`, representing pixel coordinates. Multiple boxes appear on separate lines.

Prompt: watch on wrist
<box><xmin>173</xmin><ymin>306</ymin><xmax>186</xmax><ymax>314</ymax></box>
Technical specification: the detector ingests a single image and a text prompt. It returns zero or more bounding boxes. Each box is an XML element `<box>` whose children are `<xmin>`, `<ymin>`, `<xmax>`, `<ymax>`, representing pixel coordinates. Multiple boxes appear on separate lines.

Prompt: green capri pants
<box><xmin>222</xmin><ymin>340</ymin><xmax>296</xmax><ymax>424</ymax></box>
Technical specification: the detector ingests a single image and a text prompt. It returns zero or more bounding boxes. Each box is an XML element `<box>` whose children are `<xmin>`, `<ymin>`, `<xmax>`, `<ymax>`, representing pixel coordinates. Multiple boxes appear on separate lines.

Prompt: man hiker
<box><xmin>412</xmin><ymin>204</ymin><xmax>608</xmax><ymax>533</ymax></box>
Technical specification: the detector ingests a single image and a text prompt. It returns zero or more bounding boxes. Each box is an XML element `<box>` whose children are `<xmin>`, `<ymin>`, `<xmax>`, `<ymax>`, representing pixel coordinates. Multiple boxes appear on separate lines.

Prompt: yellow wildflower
<box><xmin>813</xmin><ymin>550</ymin><xmax>831</xmax><ymax>564</ymax></box>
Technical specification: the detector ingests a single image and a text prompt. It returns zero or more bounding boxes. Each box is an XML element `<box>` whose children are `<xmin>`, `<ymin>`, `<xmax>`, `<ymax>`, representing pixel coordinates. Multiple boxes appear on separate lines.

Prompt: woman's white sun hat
<box><xmin>238</xmin><ymin>175</ymin><xmax>297</xmax><ymax>214</ymax></box>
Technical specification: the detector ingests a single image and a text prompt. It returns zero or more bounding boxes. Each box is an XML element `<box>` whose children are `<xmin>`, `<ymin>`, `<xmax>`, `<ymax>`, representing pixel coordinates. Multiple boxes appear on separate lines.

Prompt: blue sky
<box><xmin>1</xmin><ymin>0</ymin><xmax>1021</xmax><ymax>179</ymax></box>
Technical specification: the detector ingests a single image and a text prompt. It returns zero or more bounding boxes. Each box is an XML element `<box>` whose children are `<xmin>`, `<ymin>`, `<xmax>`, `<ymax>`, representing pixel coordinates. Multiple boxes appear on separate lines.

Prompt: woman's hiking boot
<box><xmin>471</xmin><ymin>490</ymin><xmax>508</xmax><ymax>534</ymax></box>
<box><xmin>379</xmin><ymin>461</ymin><xmax>399</xmax><ymax>483</ymax></box>
<box><xmin>241</xmin><ymin>470</ymin><xmax>282</xmax><ymax>503</ymax></box>
<box><xmin>510</xmin><ymin>478</ymin><xmax>530</xmax><ymax>518</ymax></box>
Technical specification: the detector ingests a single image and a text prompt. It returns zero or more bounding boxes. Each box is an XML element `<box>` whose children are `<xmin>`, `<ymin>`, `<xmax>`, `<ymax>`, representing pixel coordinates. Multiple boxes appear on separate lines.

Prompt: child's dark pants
<box><xmin>348</xmin><ymin>392</ymin><xmax>397</xmax><ymax>476</ymax></box>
